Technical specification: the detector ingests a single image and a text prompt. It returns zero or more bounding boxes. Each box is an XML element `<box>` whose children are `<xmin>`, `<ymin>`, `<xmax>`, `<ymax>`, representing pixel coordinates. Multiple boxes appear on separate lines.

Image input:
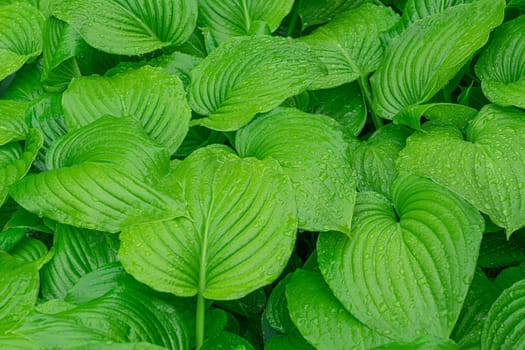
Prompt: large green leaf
<box><xmin>286</xmin><ymin>269</ymin><xmax>390</xmax><ymax>350</ymax></box>
<box><xmin>236</xmin><ymin>107</ymin><xmax>356</xmax><ymax>234</ymax></box>
<box><xmin>53</xmin><ymin>0</ymin><xmax>197</xmax><ymax>55</ymax></box>
<box><xmin>119</xmin><ymin>146</ymin><xmax>297</xmax><ymax>300</ymax></box>
<box><xmin>0</xmin><ymin>101</ymin><xmax>29</xmax><ymax>145</ymax></box>
<box><xmin>475</xmin><ymin>15</ymin><xmax>525</xmax><ymax>109</ymax></box>
<box><xmin>298</xmin><ymin>3</ymin><xmax>399</xmax><ymax>90</ymax></box>
<box><xmin>481</xmin><ymin>279</ymin><xmax>525</xmax><ymax>350</ymax></box>
<box><xmin>370</xmin><ymin>0</ymin><xmax>505</xmax><ymax>119</ymax></box>
<box><xmin>296</xmin><ymin>0</ymin><xmax>366</xmax><ymax>29</ymax></box>
<box><xmin>9</xmin><ymin>117</ymin><xmax>186</xmax><ymax>233</ymax></box>
<box><xmin>197</xmin><ymin>0</ymin><xmax>294</xmax><ymax>44</ymax></box>
<box><xmin>317</xmin><ymin>174</ymin><xmax>484</xmax><ymax>339</ymax></box>
<box><xmin>397</xmin><ymin>105</ymin><xmax>525</xmax><ymax>236</ymax></box>
<box><xmin>188</xmin><ymin>36</ymin><xmax>324</xmax><ymax>131</ymax></box>
<box><xmin>0</xmin><ymin>3</ymin><xmax>44</xmax><ymax>81</ymax></box>
<box><xmin>62</xmin><ymin>66</ymin><xmax>191</xmax><ymax>153</ymax></box>
<box><xmin>40</xmin><ymin>224</ymin><xmax>119</xmax><ymax>300</ymax></box>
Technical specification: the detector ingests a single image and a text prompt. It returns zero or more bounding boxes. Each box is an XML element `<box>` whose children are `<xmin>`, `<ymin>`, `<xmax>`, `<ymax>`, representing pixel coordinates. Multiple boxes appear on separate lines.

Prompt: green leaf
<box><xmin>0</xmin><ymin>3</ymin><xmax>44</xmax><ymax>81</ymax></box>
<box><xmin>197</xmin><ymin>0</ymin><xmax>294</xmax><ymax>44</ymax></box>
<box><xmin>10</xmin><ymin>238</ymin><xmax>48</xmax><ymax>263</ymax></box>
<box><xmin>0</xmin><ymin>334</ymin><xmax>43</xmax><ymax>350</ymax></box>
<box><xmin>478</xmin><ymin>230</ymin><xmax>525</xmax><ymax>268</ymax></box>
<box><xmin>10</xmin><ymin>117</ymin><xmax>186</xmax><ymax>232</ymax></box>
<box><xmin>214</xmin><ymin>288</ymin><xmax>266</xmax><ymax>318</ymax></box>
<box><xmin>265</xmin><ymin>274</ymin><xmax>294</xmax><ymax>334</ymax></box>
<box><xmin>264</xmin><ymin>330</ymin><xmax>315</xmax><ymax>350</ymax></box>
<box><xmin>188</xmin><ymin>36</ymin><xmax>324</xmax><ymax>131</ymax></box>
<box><xmin>174</xmin><ymin>126</ymin><xmax>227</xmax><ymax>158</ymax></box>
<box><xmin>0</xmin><ymin>101</ymin><xmax>29</xmax><ymax>145</ymax></box>
<box><xmin>0</xmin><ymin>63</ymin><xmax>44</xmax><ymax>102</ymax></box>
<box><xmin>481</xmin><ymin>278</ymin><xmax>525</xmax><ymax>350</ymax></box>
<box><xmin>475</xmin><ymin>15</ymin><xmax>525</xmax><ymax>109</ymax></box>
<box><xmin>298</xmin><ymin>3</ymin><xmax>399</xmax><ymax>90</ymax></box>
<box><xmin>119</xmin><ymin>146</ymin><xmax>297</xmax><ymax>300</ymax></box>
<box><xmin>349</xmin><ymin>124</ymin><xmax>412</xmax><ymax>199</ymax></box>
<box><xmin>63</xmin><ymin>66</ymin><xmax>191</xmax><ymax>154</ymax></box>
<box><xmin>296</xmin><ymin>0</ymin><xmax>366</xmax><ymax>29</ymax></box>
<box><xmin>392</xmin><ymin>103</ymin><xmax>478</xmax><ymax>132</ymax></box>
<box><xmin>370</xmin><ymin>336</ymin><xmax>459</xmax><ymax>350</ymax></box>
<box><xmin>65</xmin><ymin>342</ymin><xmax>167</xmax><ymax>350</ymax></box>
<box><xmin>40</xmin><ymin>224</ymin><xmax>119</xmax><ymax>300</ymax></box>
<box><xmin>200</xmin><ymin>332</ymin><xmax>255</xmax><ymax>350</ymax></box>
<box><xmin>318</xmin><ymin>174</ymin><xmax>484</xmax><ymax>339</ymax></box>
<box><xmin>0</xmin><ymin>228</ymin><xmax>26</xmax><ymax>252</ymax></box>
<box><xmin>397</xmin><ymin>105</ymin><xmax>525</xmax><ymax>236</ymax></box>
<box><xmin>370</xmin><ymin>0</ymin><xmax>505</xmax><ymax>119</ymax></box>
<box><xmin>286</xmin><ymin>269</ymin><xmax>390</xmax><ymax>350</ymax></box>
<box><xmin>53</xmin><ymin>0</ymin><xmax>198</xmax><ymax>56</ymax></box>
<box><xmin>236</xmin><ymin>107</ymin><xmax>356</xmax><ymax>234</ymax></box>
<box><xmin>0</xmin><ymin>252</ymin><xmax>39</xmax><ymax>330</ymax></box>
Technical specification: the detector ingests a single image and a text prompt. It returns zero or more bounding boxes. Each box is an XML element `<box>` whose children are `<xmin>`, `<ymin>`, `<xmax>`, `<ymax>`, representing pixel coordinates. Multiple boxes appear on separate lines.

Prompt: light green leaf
<box><xmin>10</xmin><ymin>238</ymin><xmax>48</xmax><ymax>263</ymax></box>
<box><xmin>188</xmin><ymin>36</ymin><xmax>324</xmax><ymax>131</ymax></box>
<box><xmin>10</xmin><ymin>117</ymin><xmax>186</xmax><ymax>232</ymax></box>
<box><xmin>53</xmin><ymin>0</ymin><xmax>197</xmax><ymax>55</ymax></box>
<box><xmin>0</xmin><ymin>3</ymin><xmax>43</xmax><ymax>81</ymax></box>
<box><xmin>198</xmin><ymin>0</ymin><xmax>294</xmax><ymax>44</ymax></box>
<box><xmin>236</xmin><ymin>107</ymin><xmax>356</xmax><ymax>234</ymax></box>
<box><xmin>0</xmin><ymin>228</ymin><xmax>26</xmax><ymax>252</ymax></box>
<box><xmin>349</xmin><ymin>124</ymin><xmax>412</xmax><ymax>199</ymax></box>
<box><xmin>63</xmin><ymin>66</ymin><xmax>191</xmax><ymax>153</ymax></box>
<box><xmin>119</xmin><ymin>146</ymin><xmax>297</xmax><ymax>300</ymax></box>
<box><xmin>66</xmin><ymin>342</ymin><xmax>167</xmax><ymax>350</ymax></box>
<box><xmin>0</xmin><ymin>63</ymin><xmax>44</xmax><ymax>102</ymax></box>
<box><xmin>370</xmin><ymin>336</ymin><xmax>459</xmax><ymax>350</ymax></box>
<box><xmin>298</xmin><ymin>3</ymin><xmax>399</xmax><ymax>90</ymax></box>
<box><xmin>0</xmin><ymin>334</ymin><xmax>43</xmax><ymax>350</ymax></box>
<box><xmin>296</xmin><ymin>0</ymin><xmax>366</xmax><ymax>29</ymax></box>
<box><xmin>286</xmin><ymin>269</ymin><xmax>390</xmax><ymax>350</ymax></box>
<box><xmin>318</xmin><ymin>174</ymin><xmax>484</xmax><ymax>339</ymax></box>
<box><xmin>482</xmin><ymin>278</ymin><xmax>525</xmax><ymax>350</ymax></box>
<box><xmin>0</xmin><ymin>101</ymin><xmax>29</xmax><ymax>145</ymax></box>
<box><xmin>370</xmin><ymin>0</ymin><xmax>505</xmax><ymax>119</ymax></box>
<box><xmin>397</xmin><ymin>105</ymin><xmax>525</xmax><ymax>236</ymax></box>
<box><xmin>475</xmin><ymin>15</ymin><xmax>525</xmax><ymax>109</ymax></box>
<box><xmin>40</xmin><ymin>224</ymin><xmax>119</xmax><ymax>300</ymax></box>
<box><xmin>392</xmin><ymin>103</ymin><xmax>478</xmax><ymax>132</ymax></box>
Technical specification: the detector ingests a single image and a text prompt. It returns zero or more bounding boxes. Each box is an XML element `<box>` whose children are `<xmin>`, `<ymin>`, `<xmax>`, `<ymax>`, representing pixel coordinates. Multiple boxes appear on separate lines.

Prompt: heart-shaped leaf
<box><xmin>0</xmin><ymin>3</ymin><xmax>44</xmax><ymax>81</ymax></box>
<box><xmin>188</xmin><ymin>36</ymin><xmax>324</xmax><ymax>131</ymax></box>
<box><xmin>62</xmin><ymin>66</ymin><xmax>191</xmax><ymax>154</ymax></box>
<box><xmin>236</xmin><ymin>107</ymin><xmax>356</xmax><ymax>234</ymax></box>
<box><xmin>318</xmin><ymin>174</ymin><xmax>484</xmax><ymax>339</ymax></box>
<box><xmin>397</xmin><ymin>105</ymin><xmax>525</xmax><ymax>236</ymax></box>
<box><xmin>475</xmin><ymin>15</ymin><xmax>525</xmax><ymax>109</ymax></box>
<box><xmin>119</xmin><ymin>146</ymin><xmax>297</xmax><ymax>300</ymax></box>
<box><xmin>53</xmin><ymin>0</ymin><xmax>197</xmax><ymax>55</ymax></box>
<box><xmin>370</xmin><ymin>0</ymin><xmax>505</xmax><ymax>119</ymax></box>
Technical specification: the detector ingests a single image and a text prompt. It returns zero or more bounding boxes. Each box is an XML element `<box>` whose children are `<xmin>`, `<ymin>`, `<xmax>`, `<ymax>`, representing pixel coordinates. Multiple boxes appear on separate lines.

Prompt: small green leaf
<box><xmin>200</xmin><ymin>332</ymin><xmax>255</xmax><ymax>350</ymax></box>
<box><xmin>475</xmin><ymin>15</ymin><xmax>525</xmax><ymax>109</ymax></box>
<box><xmin>482</xmin><ymin>278</ymin><xmax>525</xmax><ymax>350</ymax></box>
<box><xmin>318</xmin><ymin>174</ymin><xmax>484</xmax><ymax>339</ymax></box>
<box><xmin>296</xmin><ymin>0</ymin><xmax>366</xmax><ymax>29</ymax></box>
<box><xmin>188</xmin><ymin>36</ymin><xmax>324</xmax><ymax>131</ymax></box>
<box><xmin>0</xmin><ymin>3</ymin><xmax>44</xmax><ymax>81</ymax></box>
<box><xmin>397</xmin><ymin>105</ymin><xmax>525</xmax><ymax>236</ymax></box>
<box><xmin>371</xmin><ymin>0</ymin><xmax>505</xmax><ymax>118</ymax></box>
<box><xmin>120</xmin><ymin>146</ymin><xmax>297</xmax><ymax>300</ymax></box>
<box><xmin>53</xmin><ymin>0</ymin><xmax>197</xmax><ymax>55</ymax></box>
<box><xmin>393</xmin><ymin>103</ymin><xmax>478</xmax><ymax>132</ymax></box>
<box><xmin>236</xmin><ymin>107</ymin><xmax>356</xmax><ymax>234</ymax></box>
<box><xmin>265</xmin><ymin>274</ymin><xmax>294</xmax><ymax>334</ymax></box>
<box><xmin>10</xmin><ymin>238</ymin><xmax>48</xmax><ymax>263</ymax></box>
<box><xmin>0</xmin><ymin>101</ymin><xmax>29</xmax><ymax>145</ymax></box>
<box><xmin>478</xmin><ymin>230</ymin><xmax>525</xmax><ymax>268</ymax></box>
<box><xmin>63</xmin><ymin>66</ymin><xmax>191</xmax><ymax>153</ymax></box>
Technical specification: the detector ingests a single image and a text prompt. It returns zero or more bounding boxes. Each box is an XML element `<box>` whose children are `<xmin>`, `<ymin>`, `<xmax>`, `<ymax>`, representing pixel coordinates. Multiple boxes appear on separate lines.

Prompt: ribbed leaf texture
<box><xmin>0</xmin><ymin>101</ymin><xmax>29</xmax><ymax>145</ymax></box>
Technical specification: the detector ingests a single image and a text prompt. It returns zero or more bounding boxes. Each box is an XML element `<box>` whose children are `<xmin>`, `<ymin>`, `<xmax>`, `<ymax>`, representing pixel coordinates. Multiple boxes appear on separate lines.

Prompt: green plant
<box><xmin>1</xmin><ymin>0</ymin><xmax>525</xmax><ymax>349</ymax></box>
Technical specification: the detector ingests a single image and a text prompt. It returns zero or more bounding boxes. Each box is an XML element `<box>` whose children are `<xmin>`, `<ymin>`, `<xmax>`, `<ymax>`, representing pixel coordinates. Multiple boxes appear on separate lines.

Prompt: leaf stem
<box><xmin>196</xmin><ymin>292</ymin><xmax>206</xmax><ymax>349</ymax></box>
<box><xmin>359</xmin><ymin>75</ymin><xmax>383</xmax><ymax>129</ymax></box>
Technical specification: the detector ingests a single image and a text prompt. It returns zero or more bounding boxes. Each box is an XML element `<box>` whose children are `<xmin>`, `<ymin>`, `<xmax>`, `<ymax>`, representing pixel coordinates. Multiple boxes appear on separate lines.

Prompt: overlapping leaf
<box><xmin>188</xmin><ymin>36</ymin><xmax>324</xmax><ymax>131</ymax></box>
<box><xmin>370</xmin><ymin>0</ymin><xmax>505</xmax><ymax>119</ymax></box>
<box><xmin>62</xmin><ymin>66</ymin><xmax>191</xmax><ymax>153</ymax></box>
<box><xmin>398</xmin><ymin>105</ymin><xmax>525</xmax><ymax>236</ymax></box>
<box><xmin>318</xmin><ymin>174</ymin><xmax>484</xmax><ymax>339</ymax></box>
<box><xmin>475</xmin><ymin>15</ymin><xmax>525</xmax><ymax>109</ymax></box>
<box><xmin>0</xmin><ymin>101</ymin><xmax>29</xmax><ymax>145</ymax></box>
<box><xmin>296</xmin><ymin>0</ymin><xmax>366</xmax><ymax>29</ymax></box>
<box><xmin>119</xmin><ymin>146</ymin><xmax>297</xmax><ymax>300</ymax></box>
<box><xmin>53</xmin><ymin>0</ymin><xmax>197</xmax><ymax>55</ymax></box>
<box><xmin>236</xmin><ymin>107</ymin><xmax>355</xmax><ymax>234</ymax></box>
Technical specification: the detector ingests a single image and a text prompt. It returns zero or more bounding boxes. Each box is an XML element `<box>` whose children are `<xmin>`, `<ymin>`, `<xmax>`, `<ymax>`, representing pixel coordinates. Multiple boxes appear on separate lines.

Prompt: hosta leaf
<box><xmin>475</xmin><ymin>15</ymin><xmax>525</xmax><ymax>109</ymax></box>
<box><xmin>286</xmin><ymin>269</ymin><xmax>390</xmax><ymax>350</ymax></box>
<box><xmin>200</xmin><ymin>332</ymin><xmax>255</xmax><ymax>350</ymax></box>
<box><xmin>119</xmin><ymin>146</ymin><xmax>297</xmax><ymax>300</ymax></box>
<box><xmin>370</xmin><ymin>336</ymin><xmax>459</xmax><ymax>350</ymax></box>
<box><xmin>198</xmin><ymin>0</ymin><xmax>294</xmax><ymax>44</ymax></box>
<box><xmin>53</xmin><ymin>0</ymin><xmax>197</xmax><ymax>55</ymax></box>
<box><xmin>392</xmin><ymin>103</ymin><xmax>478</xmax><ymax>132</ymax></box>
<box><xmin>0</xmin><ymin>3</ymin><xmax>43</xmax><ymax>81</ymax></box>
<box><xmin>10</xmin><ymin>238</ymin><xmax>48</xmax><ymax>263</ymax></box>
<box><xmin>0</xmin><ymin>334</ymin><xmax>43</xmax><ymax>350</ymax></box>
<box><xmin>265</xmin><ymin>274</ymin><xmax>294</xmax><ymax>334</ymax></box>
<box><xmin>481</xmin><ymin>279</ymin><xmax>525</xmax><ymax>350</ymax></box>
<box><xmin>349</xmin><ymin>124</ymin><xmax>412</xmax><ymax>198</ymax></box>
<box><xmin>296</xmin><ymin>0</ymin><xmax>366</xmax><ymax>29</ymax></box>
<box><xmin>63</xmin><ymin>66</ymin><xmax>191</xmax><ymax>153</ymax></box>
<box><xmin>0</xmin><ymin>63</ymin><xmax>44</xmax><ymax>102</ymax></box>
<box><xmin>264</xmin><ymin>330</ymin><xmax>315</xmax><ymax>350</ymax></box>
<box><xmin>397</xmin><ymin>105</ymin><xmax>525</xmax><ymax>236</ymax></box>
<box><xmin>188</xmin><ymin>36</ymin><xmax>324</xmax><ymax>131</ymax></box>
<box><xmin>0</xmin><ymin>252</ymin><xmax>39</xmax><ymax>329</ymax></box>
<box><xmin>370</xmin><ymin>0</ymin><xmax>505</xmax><ymax>119</ymax></box>
<box><xmin>214</xmin><ymin>288</ymin><xmax>266</xmax><ymax>317</ymax></box>
<box><xmin>236</xmin><ymin>107</ymin><xmax>355</xmax><ymax>234</ymax></box>
<box><xmin>0</xmin><ymin>101</ymin><xmax>29</xmax><ymax>145</ymax></box>
<box><xmin>298</xmin><ymin>3</ymin><xmax>399</xmax><ymax>90</ymax></box>
<box><xmin>318</xmin><ymin>174</ymin><xmax>484</xmax><ymax>339</ymax></box>
<box><xmin>478</xmin><ymin>230</ymin><xmax>525</xmax><ymax>268</ymax></box>
<box><xmin>40</xmin><ymin>224</ymin><xmax>119</xmax><ymax>300</ymax></box>
<box><xmin>66</xmin><ymin>342</ymin><xmax>166</xmax><ymax>350</ymax></box>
